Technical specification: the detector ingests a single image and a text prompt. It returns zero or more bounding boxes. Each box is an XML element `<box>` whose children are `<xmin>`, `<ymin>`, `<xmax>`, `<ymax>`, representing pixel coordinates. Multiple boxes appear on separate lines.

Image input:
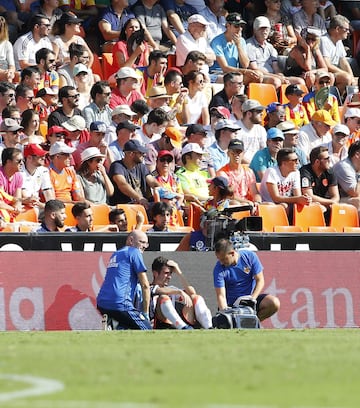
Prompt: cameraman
<box><xmin>213</xmin><ymin>238</ymin><xmax>280</xmax><ymax>321</ymax></box>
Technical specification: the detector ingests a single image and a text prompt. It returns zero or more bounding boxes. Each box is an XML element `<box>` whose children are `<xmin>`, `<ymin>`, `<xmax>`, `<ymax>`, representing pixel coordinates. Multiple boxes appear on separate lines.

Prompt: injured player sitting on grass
<box><xmin>150</xmin><ymin>256</ymin><xmax>213</xmax><ymax>330</ymax></box>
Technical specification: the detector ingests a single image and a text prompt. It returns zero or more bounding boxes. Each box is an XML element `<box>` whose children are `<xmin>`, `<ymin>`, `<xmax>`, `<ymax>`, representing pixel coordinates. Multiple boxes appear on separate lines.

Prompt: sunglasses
<box><xmin>287</xmin><ymin>158</ymin><xmax>299</xmax><ymax>163</ymax></box>
<box><xmin>270</xmin><ymin>138</ymin><xmax>284</xmax><ymax>142</ymax></box>
<box><xmin>159</xmin><ymin>157</ymin><xmax>173</xmax><ymax>163</ymax></box>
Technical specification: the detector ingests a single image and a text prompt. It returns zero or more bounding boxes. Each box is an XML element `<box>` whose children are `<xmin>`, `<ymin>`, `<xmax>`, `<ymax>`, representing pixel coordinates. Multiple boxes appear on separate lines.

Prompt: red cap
<box><xmin>158</xmin><ymin>150</ymin><xmax>174</xmax><ymax>159</ymax></box>
<box><xmin>47</xmin><ymin>126</ymin><xmax>69</xmax><ymax>137</ymax></box>
<box><xmin>210</xmin><ymin>106</ymin><xmax>231</xmax><ymax>119</ymax></box>
<box><xmin>24</xmin><ymin>144</ymin><xmax>47</xmax><ymax>158</ymax></box>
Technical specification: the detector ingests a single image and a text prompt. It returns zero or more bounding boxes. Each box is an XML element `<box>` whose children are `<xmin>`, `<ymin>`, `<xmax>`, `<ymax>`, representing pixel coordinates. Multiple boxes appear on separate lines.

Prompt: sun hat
<box><xmin>0</xmin><ymin>118</ymin><xmax>23</xmax><ymax>132</ymax></box>
<box><xmin>164</xmin><ymin>127</ymin><xmax>183</xmax><ymax>149</ymax></box>
<box><xmin>49</xmin><ymin>141</ymin><xmax>76</xmax><ymax>155</ymax></box>
<box><xmin>80</xmin><ymin>147</ymin><xmax>105</xmax><ymax>163</ymax></box>
<box><xmin>62</xmin><ymin>115</ymin><xmax>86</xmax><ymax>131</ymax></box>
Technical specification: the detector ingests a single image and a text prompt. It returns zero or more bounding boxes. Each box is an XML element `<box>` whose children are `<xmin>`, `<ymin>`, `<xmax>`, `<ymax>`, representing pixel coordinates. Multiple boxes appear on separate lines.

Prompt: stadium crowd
<box><xmin>1</xmin><ymin>0</ymin><xmax>360</xmax><ymax>234</ymax></box>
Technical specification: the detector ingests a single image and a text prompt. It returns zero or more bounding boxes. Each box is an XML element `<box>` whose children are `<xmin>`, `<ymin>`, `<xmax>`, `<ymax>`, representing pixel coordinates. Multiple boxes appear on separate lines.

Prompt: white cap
<box><xmin>333</xmin><ymin>124</ymin><xmax>350</xmax><ymax>136</ymax></box>
<box><xmin>214</xmin><ymin>119</ymin><xmax>241</xmax><ymax>131</ymax></box>
<box><xmin>188</xmin><ymin>14</ymin><xmax>208</xmax><ymax>26</ymax></box>
<box><xmin>344</xmin><ymin>107</ymin><xmax>360</xmax><ymax>118</ymax></box>
<box><xmin>111</xmin><ymin>105</ymin><xmax>136</xmax><ymax>117</ymax></box>
<box><xmin>49</xmin><ymin>141</ymin><xmax>76</xmax><ymax>156</ymax></box>
<box><xmin>182</xmin><ymin>142</ymin><xmax>204</xmax><ymax>155</ymax></box>
<box><xmin>62</xmin><ymin>115</ymin><xmax>86</xmax><ymax>131</ymax></box>
<box><xmin>253</xmin><ymin>16</ymin><xmax>271</xmax><ymax>30</ymax></box>
<box><xmin>73</xmin><ymin>63</ymin><xmax>89</xmax><ymax>76</ymax></box>
<box><xmin>115</xmin><ymin>67</ymin><xmax>142</xmax><ymax>80</ymax></box>
<box><xmin>81</xmin><ymin>147</ymin><xmax>105</xmax><ymax>163</ymax></box>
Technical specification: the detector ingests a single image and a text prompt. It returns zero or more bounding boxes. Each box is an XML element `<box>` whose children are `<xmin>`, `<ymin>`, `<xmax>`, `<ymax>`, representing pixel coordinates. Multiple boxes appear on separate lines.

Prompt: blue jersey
<box><xmin>97</xmin><ymin>246</ymin><xmax>147</xmax><ymax>311</ymax></box>
<box><xmin>213</xmin><ymin>250</ymin><xmax>263</xmax><ymax>306</ymax></box>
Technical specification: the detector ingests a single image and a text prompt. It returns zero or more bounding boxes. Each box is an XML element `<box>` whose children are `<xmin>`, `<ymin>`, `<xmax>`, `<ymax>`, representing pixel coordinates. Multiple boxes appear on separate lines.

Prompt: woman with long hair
<box><xmin>77</xmin><ymin>147</ymin><xmax>114</xmax><ymax>204</ymax></box>
<box><xmin>20</xmin><ymin>109</ymin><xmax>43</xmax><ymax>145</ymax></box>
<box><xmin>52</xmin><ymin>12</ymin><xmax>94</xmax><ymax>67</ymax></box>
<box><xmin>0</xmin><ymin>17</ymin><xmax>15</xmax><ymax>82</ymax></box>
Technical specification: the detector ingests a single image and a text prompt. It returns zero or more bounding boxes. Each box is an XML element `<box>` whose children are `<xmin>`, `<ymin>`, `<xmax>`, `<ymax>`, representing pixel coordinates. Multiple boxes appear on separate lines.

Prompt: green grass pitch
<box><xmin>1</xmin><ymin>329</ymin><xmax>360</xmax><ymax>408</ymax></box>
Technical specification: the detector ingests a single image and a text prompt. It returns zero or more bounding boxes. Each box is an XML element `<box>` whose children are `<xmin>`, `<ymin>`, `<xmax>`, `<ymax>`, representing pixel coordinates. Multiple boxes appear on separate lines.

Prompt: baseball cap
<box><xmin>276</xmin><ymin>121</ymin><xmax>299</xmax><ymax>134</ymax></box>
<box><xmin>111</xmin><ymin>105</ymin><xmax>136</xmax><ymax>117</ymax></box>
<box><xmin>116</xmin><ymin>120</ymin><xmax>140</xmax><ymax>132</ymax></box>
<box><xmin>285</xmin><ymin>84</ymin><xmax>305</xmax><ymax>96</ymax></box>
<box><xmin>188</xmin><ymin>14</ymin><xmax>208</xmax><ymax>25</ymax></box>
<box><xmin>80</xmin><ymin>147</ymin><xmax>105</xmax><ymax>163</ymax></box>
<box><xmin>344</xmin><ymin>107</ymin><xmax>360</xmax><ymax>118</ymax></box>
<box><xmin>333</xmin><ymin>124</ymin><xmax>350</xmax><ymax>136</ymax></box>
<box><xmin>267</xmin><ymin>102</ymin><xmax>282</xmax><ymax>114</ymax></box>
<box><xmin>164</xmin><ymin>127</ymin><xmax>183</xmax><ymax>149</ymax></box>
<box><xmin>49</xmin><ymin>141</ymin><xmax>76</xmax><ymax>156</ymax></box>
<box><xmin>62</xmin><ymin>115</ymin><xmax>86</xmax><ymax>131</ymax></box>
<box><xmin>36</xmin><ymin>87</ymin><xmax>58</xmax><ymax>97</ymax></box>
<box><xmin>158</xmin><ymin>188</ymin><xmax>177</xmax><ymax>200</ymax></box>
<box><xmin>210</xmin><ymin>106</ymin><xmax>231</xmax><ymax>119</ymax></box>
<box><xmin>267</xmin><ymin>127</ymin><xmax>285</xmax><ymax>140</ymax></box>
<box><xmin>90</xmin><ymin>121</ymin><xmax>107</xmax><ymax>133</ymax></box>
<box><xmin>123</xmin><ymin>139</ymin><xmax>147</xmax><ymax>154</ymax></box>
<box><xmin>0</xmin><ymin>118</ymin><xmax>23</xmax><ymax>132</ymax></box>
<box><xmin>311</xmin><ymin>110</ymin><xmax>337</xmax><ymax>126</ymax></box>
<box><xmin>226</xmin><ymin>13</ymin><xmax>246</xmax><ymax>26</ymax></box>
<box><xmin>47</xmin><ymin>125</ymin><xmax>69</xmax><ymax>137</ymax></box>
<box><xmin>214</xmin><ymin>119</ymin><xmax>241</xmax><ymax>131</ymax></box>
<box><xmin>207</xmin><ymin>176</ymin><xmax>229</xmax><ymax>189</ymax></box>
<box><xmin>24</xmin><ymin>144</ymin><xmax>47</xmax><ymax>158</ymax></box>
<box><xmin>182</xmin><ymin>142</ymin><xmax>204</xmax><ymax>155</ymax></box>
<box><xmin>253</xmin><ymin>16</ymin><xmax>271</xmax><ymax>30</ymax></box>
<box><xmin>185</xmin><ymin>124</ymin><xmax>207</xmax><ymax>137</ymax></box>
<box><xmin>59</xmin><ymin>11</ymin><xmax>83</xmax><ymax>25</ymax></box>
<box><xmin>242</xmin><ymin>99</ymin><xmax>265</xmax><ymax>112</ymax></box>
<box><xmin>115</xmin><ymin>67</ymin><xmax>142</xmax><ymax>80</ymax></box>
<box><xmin>147</xmin><ymin>86</ymin><xmax>171</xmax><ymax>99</ymax></box>
<box><xmin>73</xmin><ymin>63</ymin><xmax>89</xmax><ymax>77</ymax></box>
<box><xmin>158</xmin><ymin>150</ymin><xmax>174</xmax><ymax>160</ymax></box>
<box><xmin>316</xmin><ymin>71</ymin><xmax>331</xmax><ymax>81</ymax></box>
<box><xmin>228</xmin><ymin>139</ymin><xmax>244</xmax><ymax>151</ymax></box>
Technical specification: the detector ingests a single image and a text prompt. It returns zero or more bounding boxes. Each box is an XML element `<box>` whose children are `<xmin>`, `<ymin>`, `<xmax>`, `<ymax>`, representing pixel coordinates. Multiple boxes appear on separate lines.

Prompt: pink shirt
<box><xmin>0</xmin><ymin>167</ymin><xmax>23</xmax><ymax>196</ymax></box>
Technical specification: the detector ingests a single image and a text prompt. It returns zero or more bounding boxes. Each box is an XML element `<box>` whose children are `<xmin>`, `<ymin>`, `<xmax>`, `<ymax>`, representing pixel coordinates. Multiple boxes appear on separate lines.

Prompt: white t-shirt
<box><xmin>187</xmin><ymin>91</ymin><xmax>209</xmax><ymax>125</ymax></box>
<box><xmin>237</xmin><ymin>120</ymin><xmax>267</xmax><ymax>163</ymax></box>
<box><xmin>260</xmin><ymin>166</ymin><xmax>300</xmax><ymax>203</ymax></box>
<box><xmin>176</xmin><ymin>31</ymin><xmax>213</xmax><ymax>67</ymax></box>
<box><xmin>298</xmin><ymin>123</ymin><xmax>332</xmax><ymax>159</ymax></box>
<box><xmin>21</xmin><ymin>166</ymin><xmax>53</xmax><ymax>200</ymax></box>
<box><xmin>320</xmin><ymin>34</ymin><xmax>346</xmax><ymax>68</ymax></box>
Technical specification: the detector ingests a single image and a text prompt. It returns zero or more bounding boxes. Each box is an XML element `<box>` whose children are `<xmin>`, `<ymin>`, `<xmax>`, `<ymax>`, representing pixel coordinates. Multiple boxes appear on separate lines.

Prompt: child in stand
<box><xmin>284</xmin><ymin>84</ymin><xmax>309</xmax><ymax>128</ymax></box>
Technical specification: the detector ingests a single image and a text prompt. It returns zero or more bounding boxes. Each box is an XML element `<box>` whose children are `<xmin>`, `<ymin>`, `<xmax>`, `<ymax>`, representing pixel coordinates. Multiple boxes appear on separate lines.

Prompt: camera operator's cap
<box><xmin>276</xmin><ymin>121</ymin><xmax>299</xmax><ymax>134</ymax></box>
<box><xmin>164</xmin><ymin>127</ymin><xmax>183</xmax><ymax>149</ymax></box>
<box><xmin>266</xmin><ymin>102</ymin><xmax>282</xmax><ymax>114</ymax></box>
<box><xmin>182</xmin><ymin>142</ymin><xmax>204</xmax><ymax>155</ymax></box>
<box><xmin>210</xmin><ymin>106</ymin><xmax>231</xmax><ymax>119</ymax></box>
<box><xmin>47</xmin><ymin>125</ymin><xmax>69</xmax><ymax>137</ymax></box>
<box><xmin>62</xmin><ymin>115</ymin><xmax>86</xmax><ymax>131</ymax></box>
<box><xmin>267</xmin><ymin>127</ymin><xmax>285</xmax><ymax>140</ymax></box>
<box><xmin>116</xmin><ymin>120</ymin><xmax>140</xmax><ymax>132</ymax></box>
<box><xmin>36</xmin><ymin>87</ymin><xmax>57</xmax><ymax>97</ymax></box>
<box><xmin>123</xmin><ymin>139</ymin><xmax>147</xmax><ymax>154</ymax></box>
<box><xmin>0</xmin><ymin>118</ymin><xmax>23</xmax><ymax>132</ymax></box>
<box><xmin>147</xmin><ymin>86</ymin><xmax>171</xmax><ymax>99</ymax></box>
<box><xmin>49</xmin><ymin>141</ymin><xmax>76</xmax><ymax>156</ymax></box>
<box><xmin>344</xmin><ymin>107</ymin><xmax>360</xmax><ymax>118</ymax></box>
<box><xmin>59</xmin><ymin>11</ymin><xmax>83</xmax><ymax>25</ymax></box>
<box><xmin>73</xmin><ymin>63</ymin><xmax>89</xmax><ymax>77</ymax></box>
<box><xmin>111</xmin><ymin>105</ymin><xmax>136</xmax><ymax>117</ymax></box>
<box><xmin>80</xmin><ymin>147</ymin><xmax>105</xmax><ymax>163</ymax></box>
<box><xmin>311</xmin><ymin>110</ymin><xmax>337</xmax><ymax>126</ymax></box>
<box><xmin>316</xmin><ymin>71</ymin><xmax>331</xmax><ymax>81</ymax></box>
<box><xmin>207</xmin><ymin>176</ymin><xmax>229</xmax><ymax>189</ymax></box>
<box><xmin>115</xmin><ymin>67</ymin><xmax>142</xmax><ymax>80</ymax></box>
<box><xmin>241</xmin><ymin>99</ymin><xmax>265</xmax><ymax>112</ymax></box>
<box><xmin>253</xmin><ymin>16</ymin><xmax>271</xmax><ymax>30</ymax></box>
<box><xmin>188</xmin><ymin>14</ymin><xmax>208</xmax><ymax>26</ymax></box>
<box><xmin>90</xmin><ymin>121</ymin><xmax>107</xmax><ymax>133</ymax></box>
<box><xmin>285</xmin><ymin>84</ymin><xmax>305</xmax><ymax>96</ymax></box>
<box><xmin>185</xmin><ymin>124</ymin><xmax>207</xmax><ymax>137</ymax></box>
<box><xmin>158</xmin><ymin>150</ymin><xmax>174</xmax><ymax>160</ymax></box>
<box><xmin>214</xmin><ymin>119</ymin><xmax>241</xmax><ymax>131</ymax></box>
<box><xmin>228</xmin><ymin>139</ymin><xmax>244</xmax><ymax>151</ymax></box>
<box><xmin>333</xmin><ymin>124</ymin><xmax>350</xmax><ymax>136</ymax></box>
<box><xmin>226</xmin><ymin>12</ymin><xmax>246</xmax><ymax>26</ymax></box>
<box><xmin>158</xmin><ymin>188</ymin><xmax>177</xmax><ymax>199</ymax></box>
<box><xmin>24</xmin><ymin>143</ymin><xmax>47</xmax><ymax>158</ymax></box>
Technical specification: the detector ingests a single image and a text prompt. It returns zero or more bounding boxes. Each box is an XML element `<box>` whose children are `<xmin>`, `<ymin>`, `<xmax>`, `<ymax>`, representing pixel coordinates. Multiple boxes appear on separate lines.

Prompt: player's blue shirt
<box><xmin>97</xmin><ymin>246</ymin><xmax>147</xmax><ymax>311</ymax></box>
<box><xmin>213</xmin><ymin>250</ymin><xmax>263</xmax><ymax>306</ymax></box>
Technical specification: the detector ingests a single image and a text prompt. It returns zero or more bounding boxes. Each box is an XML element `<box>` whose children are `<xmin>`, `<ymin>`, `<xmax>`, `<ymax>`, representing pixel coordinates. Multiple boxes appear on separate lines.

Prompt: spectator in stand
<box><xmin>300</xmin><ymin>145</ymin><xmax>339</xmax><ymax>223</ymax></box>
<box><xmin>344</xmin><ymin>108</ymin><xmax>360</xmax><ymax>147</ymax></box>
<box><xmin>265</xmin><ymin>102</ymin><xmax>286</xmax><ymax>130</ymax></box>
<box><xmin>209</xmin><ymin>72</ymin><xmax>244</xmax><ymax>113</ymax></box>
<box><xmin>0</xmin><ymin>17</ymin><xmax>15</xmax><ymax>83</ymax></box>
<box><xmin>283</xmin><ymin>84</ymin><xmax>309</xmax><ymax>128</ymax></box>
<box><xmin>109</xmin><ymin>67</ymin><xmax>144</xmax><ymax>109</ymax></box>
<box><xmin>73</xmin><ymin>63</ymin><xmax>92</xmax><ymax>110</ymax></box>
<box><xmin>83</xmin><ymin>81</ymin><xmax>112</xmax><ymax>128</ymax></box>
<box><xmin>207</xmin><ymin>106</ymin><xmax>231</xmax><ymax>146</ymax></box>
<box><xmin>20</xmin><ymin>109</ymin><xmax>43</xmax><ymax>145</ymax></box>
<box><xmin>160</xmin><ymin>0</ymin><xmax>197</xmax><ymax>37</ymax></box>
<box><xmin>293</xmin><ymin>0</ymin><xmax>327</xmax><ymax>36</ymax></box>
<box><xmin>237</xmin><ymin>99</ymin><xmax>267</xmax><ymax>164</ymax></box>
<box><xmin>276</xmin><ymin>121</ymin><xmax>307</xmax><ymax>167</ymax></box>
<box><xmin>180</xmin><ymin>50</ymin><xmax>207</xmax><ymax>77</ymax></box>
<box><xmin>105</xmin><ymin>105</ymin><xmax>136</xmax><ymax>145</ymax></box>
<box><xmin>199</xmin><ymin>0</ymin><xmax>226</xmax><ymax>42</ymax></box>
<box><xmin>109</xmin><ymin>120</ymin><xmax>140</xmax><ymax>161</ymax></box>
<box><xmin>146</xmin><ymin>86</ymin><xmax>171</xmax><ymax>112</ymax></box>
<box><xmin>98</xmin><ymin>0</ymin><xmax>135</xmax><ymax>51</ymax></box>
<box><xmin>35</xmin><ymin>47</ymin><xmax>59</xmax><ymax>92</ymax></box>
<box><xmin>42</xmin><ymin>125</ymin><xmax>68</xmax><ymax>153</ymax></box>
<box><xmin>48</xmin><ymin>86</ymin><xmax>83</xmax><ymax>128</ymax></box>
<box><xmin>13</xmin><ymin>14</ymin><xmax>53</xmax><ymax>71</ymax></box>
<box><xmin>298</xmin><ymin>110</ymin><xmax>337</xmax><ymax>160</ymax></box>
<box><xmin>112</xmin><ymin>17</ymin><xmax>150</xmax><ymax>74</ymax></box>
<box><xmin>48</xmin><ymin>141</ymin><xmax>85</xmax><ymax>203</ymax></box>
<box><xmin>136</xmin><ymin>107</ymin><xmax>168</xmax><ymax>146</ymax></box>
<box><xmin>164</xmin><ymin>70</ymin><xmax>188</xmax><ymax>122</ymax></box>
<box><xmin>325</xmin><ymin>124</ymin><xmax>350</xmax><ymax>167</ymax></box>
<box><xmin>131</xmin><ymin>0</ymin><xmax>176</xmax><ymax>50</ymax></box>
<box><xmin>108</xmin><ymin>139</ymin><xmax>161</xmax><ymax>207</ymax></box>
<box><xmin>36</xmin><ymin>199</ymin><xmax>66</xmax><ymax>232</ymax></box>
<box><xmin>302</xmin><ymin>71</ymin><xmax>340</xmax><ymax>123</ymax></box>
<box><xmin>0</xmin><ymin>83</ymin><xmax>16</xmax><ymax>118</ymax></box>
<box><xmin>146</xmin><ymin>201</ymin><xmax>172</xmax><ymax>232</ymax></box>
<box><xmin>51</xmin><ymin>12</ymin><xmax>94</xmax><ymax>67</ymax></box>
<box><xmin>260</xmin><ymin>147</ymin><xmax>312</xmax><ymax>214</ymax></box>
<box><xmin>65</xmin><ymin>201</ymin><xmax>94</xmax><ymax>232</ymax></box>
<box><xmin>0</xmin><ymin>147</ymin><xmax>23</xmax><ymax>199</ymax></box>
<box><xmin>320</xmin><ymin>15</ymin><xmax>355</xmax><ymax>97</ymax></box>
<box><xmin>333</xmin><ymin>140</ymin><xmax>360</xmax><ymax>213</ymax></box>
<box><xmin>230</xmin><ymin>94</ymin><xmax>248</xmax><ymax>125</ymax></box>
<box><xmin>250</xmin><ymin>127</ymin><xmax>284</xmax><ymax>182</ymax></box>
<box><xmin>0</xmin><ymin>119</ymin><xmax>23</xmax><ymax>161</ymax></box>
<box><xmin>217</xmin><ymin>138</ymin><xmax>262</xmax><ymax>207</ymax></box>
<box><xmin>139</xmin><ymin>50</ymin><xmax>168</xmax><ymax>97</ymax></box>
<box><xmin>62</xmin><ymin>115</ymin><xmax>89</xmax><ymax>149</ymax></box>
<box><xmin>1</xmin><ymin>106</ymin><xmax>21</xmax><ymax>125</ymax></box>
<box><xmin>19</xmin><ymin>67</ymin><xmax>42</xmax><ymax>99</ymax></box>
<box><xmin>31</xmin><ymin>0</ymin><xmax>63</xmax><ymax>30</ymax></box>
<box><xmin>77</xmin><ymin>147</ymin><xmax>114</xmax><ymax>204</ymax></box>
<box><xmin>36</xmin><ymin>87</ymin><xmax>59</xmax><ymax>127</ymax></box>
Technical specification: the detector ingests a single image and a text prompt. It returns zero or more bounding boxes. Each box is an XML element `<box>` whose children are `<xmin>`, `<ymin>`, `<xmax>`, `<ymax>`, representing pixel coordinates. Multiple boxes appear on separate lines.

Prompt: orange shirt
<box><xmin>49</xmin><ymin>165</ymin><xmax>81</xmax><ymax>202</ymax></box>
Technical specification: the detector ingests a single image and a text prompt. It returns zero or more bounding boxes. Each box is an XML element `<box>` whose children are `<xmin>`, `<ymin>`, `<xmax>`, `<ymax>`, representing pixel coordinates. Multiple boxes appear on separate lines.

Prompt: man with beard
<box><xmin>36</xmin><ymin>199</ymin><xmax>67</xmax><ymax>232</ymax></box>
<box><xmin>35</xmin><ymin>47</ymin><xmax>59</xmax><ymax>92</ymax></box>
<box><xmin>48</xmin><ymin>86</ymin><xmax>83</xmax><ymax>127</ymax></box>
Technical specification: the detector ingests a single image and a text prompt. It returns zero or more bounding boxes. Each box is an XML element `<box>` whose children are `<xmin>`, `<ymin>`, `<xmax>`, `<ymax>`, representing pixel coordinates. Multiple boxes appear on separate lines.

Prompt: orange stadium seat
<box><xmin>308</xmin><ymin>226</ymin><xmax>337</xmax><ymax>233</ymax></box>
<box><xmin>102</xmin><ymin>53</ymin><xmax>115</xmax><ymax>80</ymax></box>
<box><xmin>64</xmin><ymin>203</ymin><xmax>76</xmax><ymax>226</ymax></box>
<box><xmin>247</xmin><ymin>83</ymin><xmax>278</xmax><ymax>106</ymax></box>
<box><xmin>293</xmin><ymin>203</ymin><xmax>326</xmax><ymax>231</ymax></box>
<box><xmin>258</xmin><ymin>204</ymin><xmax>289</xmax><ymax>232</ymax></box>
<box><xmin>91</xmin><ymin>204</ymin><xmax>111</xmax><ymax>226</ymax></box>
<box><xmin>273</xmin><ymin>225</ymin><xmax>302</xmax><ymax>232</ymax></box>
<box><xmin>91</xmin><ymin>53</ymin><xmax>104</xmax><ymax>80</ymax></box>
<box><xmin>15</xmin><ymin>208</ymin><xmax>38</xmax><ymax>223</ymax></box>
<box><xmin>330</xmin><ymin>203</ymin><xmax>359</xmax><ymax>232</ymax></box>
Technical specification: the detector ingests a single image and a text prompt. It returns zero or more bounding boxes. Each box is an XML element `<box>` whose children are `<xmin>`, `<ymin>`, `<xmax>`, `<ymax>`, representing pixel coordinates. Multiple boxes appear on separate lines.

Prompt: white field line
<box><xmin>0</xmin><ymin>374</ymin><xmax>64</xmax><ymax>402</ymax></box>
